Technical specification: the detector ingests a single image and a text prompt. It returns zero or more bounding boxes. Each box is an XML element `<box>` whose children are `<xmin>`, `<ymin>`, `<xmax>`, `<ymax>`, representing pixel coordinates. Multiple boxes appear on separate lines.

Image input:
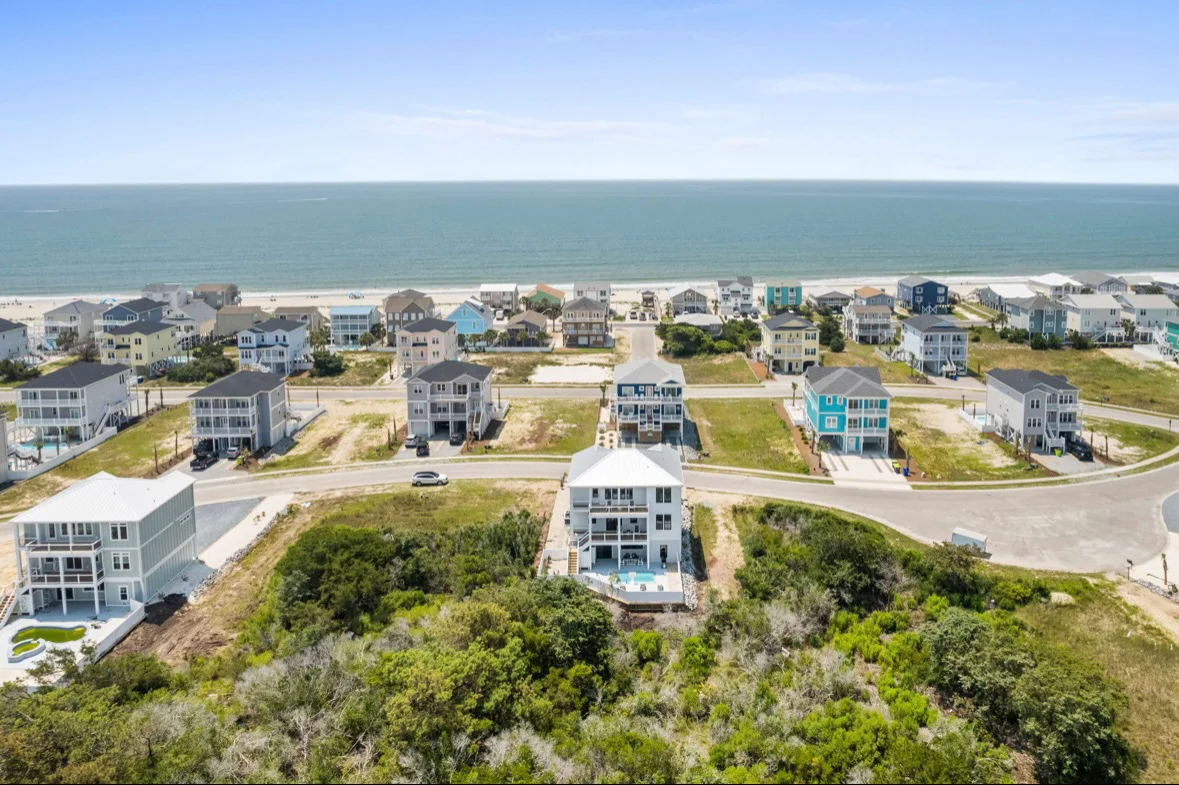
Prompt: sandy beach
<box><xmin>0</xmin><ymin>271</ymin><xmax>1169</xmax><ymax>328</ymax></box>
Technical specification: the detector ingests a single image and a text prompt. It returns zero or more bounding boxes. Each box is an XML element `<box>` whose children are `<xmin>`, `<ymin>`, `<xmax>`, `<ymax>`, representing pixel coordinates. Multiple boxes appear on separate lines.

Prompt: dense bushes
<box><xmin>164</xmin><ymin>342</ymin><xmax>235</xmax><ymax>383</ymax></box>
<box><xmin>656</xmin><ymin>319</ymin><xmax>761</xmax><ymax>357</ymax></box>
<box><xmin>310</xmin><ymin>350</ymin><xmax>345</xmax><ymax>376</ymax></box>
<box><xmin>0</xmin><ymin>359</ymin><xmax>39</xmax><ymax>383</ymax></box>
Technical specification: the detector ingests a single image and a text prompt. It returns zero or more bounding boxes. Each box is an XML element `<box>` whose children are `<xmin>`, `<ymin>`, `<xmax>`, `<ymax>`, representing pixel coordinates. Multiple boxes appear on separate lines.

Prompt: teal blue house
<box><xmin>1167</xmin><ymin>320</ymin><xmax>1179</xmax><ymax>353</ymax></box>
<box><xmin>447</xmin><ymin>297</ymin><xmax>493</xmax><ymax>336</ymax></box>
<box><xmin>765</xmin><ymin>281</ymin><xmax>803</xmax><ymax>311</ymax></box>
<box><xmin>803</xmin><ymin>366</ymin><xmax>892</xmax><ymax>453</ymax></box>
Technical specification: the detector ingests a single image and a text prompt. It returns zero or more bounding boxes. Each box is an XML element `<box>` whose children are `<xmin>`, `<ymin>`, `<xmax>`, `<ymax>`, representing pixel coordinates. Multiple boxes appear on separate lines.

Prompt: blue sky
<box><xmin>2</xmin><ymin>0</ymin><xmax>1178</xmax><ymax>184</ymax></box>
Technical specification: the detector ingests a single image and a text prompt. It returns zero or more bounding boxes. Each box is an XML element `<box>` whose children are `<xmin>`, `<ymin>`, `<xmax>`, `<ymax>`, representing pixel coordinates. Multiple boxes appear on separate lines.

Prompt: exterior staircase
<box><xmin>0</xmin><ymin>581</ymin><xmax>20</xmax><ymax>629</ymax></box>
<box><xmin>567</xmin><ymin>549</ymin><xmax>578</xmax><ymax>575</ymax></box>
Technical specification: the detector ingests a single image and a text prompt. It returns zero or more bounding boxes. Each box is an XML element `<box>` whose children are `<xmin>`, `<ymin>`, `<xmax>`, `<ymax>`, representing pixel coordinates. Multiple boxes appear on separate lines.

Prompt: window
<box><xmin>112</xmin><ymin>552</ymin><xmax>131</xmax><ymax>571</ymax></box>
<box><xmin>119</xmin><ymin>585</ymin><xmax>130</xmax><ymax>603</ymax></box>
<box><xmin>1030</xmin><ymin>398</ymin><xmax>1041</xmax><ymax>410</ymax></box>
<box><xmin>65</xmin><ymin>557</ymin><xmax>85</xmax><ymax>571</ymax></box>
<box><xmin>110</xmin><ymin>522</ymin><xmax>129</xmax><ymax>541</ymax></box>
<box><xmin>656</xmin><ymin>514</ymin><xmax>673</xmax><ymax>531</ymax></box>
<box><xmin>656</xmin><ymin>487</ymin><xmax>672</xmax><ymax>503</ymax></box>
<box><xmin>69</xmin><ymin>522</ymin><xmax>93</xmax><ymax>537</ymax></box>
<box><xmin>824</xmin><ymin>416</ymin><xmax>839</xmax><ymax>429</ymax></box>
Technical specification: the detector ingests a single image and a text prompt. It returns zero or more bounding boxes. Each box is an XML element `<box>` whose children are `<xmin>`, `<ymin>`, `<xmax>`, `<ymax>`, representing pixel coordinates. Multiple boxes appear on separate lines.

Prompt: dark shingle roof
<box><xmin>400</xmin><ymin>317</ymin><xmax>456</xmax><ymax>334</ymax></box>
<box><xmin>409</xmin><ymin>360</ymin><xmax>493</xmax><ymax>383</ymax></box>
<box><xmin>188</xmin><ymin>370</ymin><xmax>285</xmax><ymax>399</ymax></box>
<box><xmin>903</xmin><ymin>314</ymin><xmax>961</xmax><ymax>332</ymax></box>
<box><xmin>0</xmin><ymin>317</ymin><xmax>23</xmax><ymax>332</ymax></box>
<box><xmin>764</xmin><ymin>313</ymin><xmax>815</xmax><ymax>330</ymax></box>
<box><xmin>897</xmin><ymin>275</ymin><xmax>933</xmax><ymax>287</ymax></box>
<box><xmin>103</xmin><ymin>320</ymin><xmax>175</xmax><ymax>336</ymax></box>
<box><xmin>16</xmin><ymin>362</ymin><xmax>130</xmax><ymax>390</ymax></box>
<box><xmin>804</xmin><ymin>366</ymin><xmax>890</xmax><ymax>398</ymax></box>
<box><xmin>507</xmin><ymin>311</ymin><xmax>549</xmax><ymax>329</ymax></box>
<box><xmin>110</xmin><ymin>297</ymin><xmax>165</xmax><ymax>313</ymax></box>
<box><xmin>248</xmin><ymin>318</ymin><xmax>306</xmax><ymax>333</ymax></box>
<box><xmin>987</xmin><ymin>368</ymin><xmax>1076</xmax><ymax>395</ymax></box>
<box><xmin>562</xmin><ymin>296</ymin><xmax>605</xmax><ymax>313</ymax></box>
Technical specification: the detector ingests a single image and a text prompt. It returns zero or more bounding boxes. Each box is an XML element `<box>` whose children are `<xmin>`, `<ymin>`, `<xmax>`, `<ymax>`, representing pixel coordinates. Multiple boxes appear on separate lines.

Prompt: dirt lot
<box><xmin>257</xmin><ymin>399</ymin><xmax>407</xmax><ymax>471</ymax></box>
<box><xmin>891</xmin><ymin>400</ymin><xmax>1043</xmax><ymax>481</ymax></box>
<box><xmin>686</xmin><ymin>489</ymin><xmax>754</xmax><ymax>601</ymax></box>
<box><xmin>1101</xmin><ymin>347</ymin><xmax>1167</xmax><ymax>370</ymax></box>
<box><xmin>478</xmin><ymin>398</ymin><xmax>599</xmax><ymax>454</ymax></box>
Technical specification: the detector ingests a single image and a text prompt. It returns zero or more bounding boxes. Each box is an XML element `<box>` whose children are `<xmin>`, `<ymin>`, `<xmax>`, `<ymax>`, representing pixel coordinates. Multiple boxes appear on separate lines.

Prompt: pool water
<box><xmin>11</xmin><ymin>625</ymin><xmax>86</xmax><ymax>645</ymax></box>
<box><xmin>628</xmin><ymin>571</ymin><xmax>657</xmax><ymax>584</ymax></box>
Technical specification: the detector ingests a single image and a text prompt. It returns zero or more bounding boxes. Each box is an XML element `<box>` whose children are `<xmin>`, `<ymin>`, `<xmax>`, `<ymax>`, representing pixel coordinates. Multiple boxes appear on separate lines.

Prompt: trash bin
<box><xmin>903</xmin><ymin>467</ymin><xmax>910</xmax><ymax>477</ymax></box>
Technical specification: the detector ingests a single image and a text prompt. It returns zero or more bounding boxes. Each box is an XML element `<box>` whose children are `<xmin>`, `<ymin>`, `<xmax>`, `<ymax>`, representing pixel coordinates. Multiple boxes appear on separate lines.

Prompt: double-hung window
<box><xmin>111</xmin><ymin>552</ymin><xmax>131</xmax><ymax>571</ymax></box>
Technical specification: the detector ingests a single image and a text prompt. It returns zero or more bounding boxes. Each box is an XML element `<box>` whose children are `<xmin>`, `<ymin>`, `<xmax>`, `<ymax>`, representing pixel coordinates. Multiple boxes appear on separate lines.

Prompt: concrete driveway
<box><xmin>821</xmin><ymin>450</ymin><xmax>911</xmax><ymax>491</ymax></box>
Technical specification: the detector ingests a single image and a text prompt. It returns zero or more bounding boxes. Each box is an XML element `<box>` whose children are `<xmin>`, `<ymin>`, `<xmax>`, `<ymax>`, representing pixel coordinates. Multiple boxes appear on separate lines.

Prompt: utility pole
<box><xmin>154</xmin><ymin>445</ymin><xmax>159</xmax><ymax>474</ymax></box>
<box><xmin>1126</xmin><ymin>559</ymin><xmax>1133</xmax><ymax>580</ymax></box>
<box><xmin>174</xmin><ymin>431</ymin><xmax>178</xmax><ymax>457</ymax></box>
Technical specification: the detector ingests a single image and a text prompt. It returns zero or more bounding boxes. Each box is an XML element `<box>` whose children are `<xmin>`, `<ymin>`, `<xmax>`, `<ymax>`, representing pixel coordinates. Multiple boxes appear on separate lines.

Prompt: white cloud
<box><xmin>1095</xmin><ymin>102</ymin><xmax>1179</xmax><ymax>127</ymax></box>
<box><xmin>754</xmin><ymin>72</ymin><xmax>1010</xmax><ymax>96</ymax></box>
<box><xmin>351</xmin><ymin>108</ymin><xmax>676</xmax><ymax>141</ymax></box>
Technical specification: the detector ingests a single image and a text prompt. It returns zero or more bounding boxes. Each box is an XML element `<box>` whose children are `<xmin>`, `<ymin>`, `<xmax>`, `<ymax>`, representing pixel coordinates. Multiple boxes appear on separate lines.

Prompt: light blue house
<box><xmin>803</xmin><ymin>365</ymin><xmax>892</xmax><ymax>454</ymax></box>
<box><xmin>447</xmin><ymin>297</ymin><xmax>493</xmax><ymax>337</ymax></box>
<box><xmin>100</xmin><ymin>297</ymin><xmax>167</xmax><ymax>330</ymax></box>
<box><xmin>765</xmin><ymin>281</ymin><xmax>803</xmax><ymax>312</ymax></box>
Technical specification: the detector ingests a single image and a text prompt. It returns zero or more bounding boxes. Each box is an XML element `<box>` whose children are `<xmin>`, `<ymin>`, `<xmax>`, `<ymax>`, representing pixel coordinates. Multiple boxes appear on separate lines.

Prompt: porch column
<box><xmin>59</xmin><ymin>558</ymin><xmax>66</xmax><ymax>614</ymax></box>
<box><xmin>12</xmin><ymin>523</ymin><xmax>23</xmax><ymax>585</ymax></box>
<box><xmin>92</xmin><ymin>555</ymin><xmax>100</xmax><ymax>615</ymax></box>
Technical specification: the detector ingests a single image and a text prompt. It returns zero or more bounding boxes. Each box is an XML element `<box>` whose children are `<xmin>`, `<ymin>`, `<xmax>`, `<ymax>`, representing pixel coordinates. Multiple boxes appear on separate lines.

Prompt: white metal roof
<box><xmin>568</xmin><ymin>445</ymin><xmax>683</xmax><ymax>488</ymax></box>
<box><xmin>1029</xmin><ymin>273</ymin><xmax>1080</xmax><ymax>287</ymax></box>
<box><xmin>977</xmin><ymin>282</ymin><xmax>1034</xmax><ymax>299</ymax></box>
<box><xmin>12</xmin><ymin>471</ymin><xmax>194</xmax><ymax>524</ymax></box>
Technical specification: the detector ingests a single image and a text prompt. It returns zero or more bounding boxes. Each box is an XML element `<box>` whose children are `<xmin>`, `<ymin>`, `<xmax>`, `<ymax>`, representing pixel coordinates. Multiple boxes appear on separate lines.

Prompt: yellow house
<box><xmin>760</xmin><ymin>313</ymin><xmax>820</xmax><ymax>374</ymax></box>
<box><xmin>101</xmin><ymin>321</ymin><xmax>179</xmax><ymax>377</ymax></box>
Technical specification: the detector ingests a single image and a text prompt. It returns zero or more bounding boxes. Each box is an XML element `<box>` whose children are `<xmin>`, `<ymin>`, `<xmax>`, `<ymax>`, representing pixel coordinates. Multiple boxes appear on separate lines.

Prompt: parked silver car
<box><xmin>411</xmin><ymin>471</ymin><xmax>449</xmax><ymax>487</ymax></box>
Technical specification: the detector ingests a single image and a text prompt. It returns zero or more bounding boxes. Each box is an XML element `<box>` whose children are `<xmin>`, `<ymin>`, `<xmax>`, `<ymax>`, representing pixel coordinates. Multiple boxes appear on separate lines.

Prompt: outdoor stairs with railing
<box><xmin>567</xmin><ymin>549</ymin><xmax>578</xmax><ymax>575</ymax></box>
<box><xmin>0</xmin><ymin>581</ymin><xmax>20</xmax><ymax>629</ymax></box>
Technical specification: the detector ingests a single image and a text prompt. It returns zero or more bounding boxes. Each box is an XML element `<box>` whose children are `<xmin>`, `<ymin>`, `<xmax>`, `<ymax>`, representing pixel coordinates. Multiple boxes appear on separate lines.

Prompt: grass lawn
<box><xmin>0</xmin><ymin>405</ymin><xmax>193</xmax><ymax>514</ymax></box>
<box><xmin>1085</xmin><ymin>416</ymin><xmax>1179</xmax><ymax>464</ymax></box>
<box><xmin>688</xmin><ymin>399</ymin><xmax>807</xmax><ymax>474</ymax></box>
<box><xmin>313</xmin><ymin>479</ymin><xmax>556</xmax><ymax>533</ymax></box>
<box><xmin>677</xmin><ymin>353</ymin><xmax>757</xmax><ymax>384</ymax></box>
<box><xmin>1017</xmin><ymin>584</ymin><xmax>1179</xmax><ymax>784</ymax></box>
<box><xmin>693</xmin><ymin>504</ymin><xmax>718</xmax><ymax>561</ymax></box>
<box><xmin>967</xmin><ymin>335</ymin><xmax>1179</xmax><ymax>414</ymax></box>
<box><xmin>2</xmin><ymin>402</ymin><xmax>15</xmax><ymax>421</ymax></box>
<box><xmin>486</xmin><ymin>398</ymin><xmax>600</xmax><ymax>454</ymax></box>
<box><xmin>820</xmin><ymin>340</ymin><xmax>917</xmax><ymax>384</ymax></box>
<box><xmin>890</xmin><ymin>399</ymin><xmax>1046</xmax><ymax>481</ymax></box>
<box><xmin>287</xmin><ymin>352</ymin><xmax>391</xmax><ymax>386</ymax></box>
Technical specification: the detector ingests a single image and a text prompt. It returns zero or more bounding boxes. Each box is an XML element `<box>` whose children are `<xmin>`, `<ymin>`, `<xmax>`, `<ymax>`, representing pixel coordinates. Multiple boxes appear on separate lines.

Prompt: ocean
<box><xmin>1</xmin><ymin>180</ymin><xmax>1177</xmax><ymax>296</ymax></box>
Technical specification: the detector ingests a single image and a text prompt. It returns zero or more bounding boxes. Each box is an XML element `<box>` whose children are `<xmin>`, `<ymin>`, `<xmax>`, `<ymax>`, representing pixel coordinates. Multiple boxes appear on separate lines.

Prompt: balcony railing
<box><xmin>21</xmin><ymin>539</ymin><xmax>103</xmax><ymax>553</ymax></box>
<box><xmin>27</xmin><ymin>570</ymin><xmax>105</xmax><ymax>585</ymax></box>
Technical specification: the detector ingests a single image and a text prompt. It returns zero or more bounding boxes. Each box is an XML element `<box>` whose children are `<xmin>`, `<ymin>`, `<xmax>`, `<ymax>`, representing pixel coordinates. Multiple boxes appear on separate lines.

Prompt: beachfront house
<box><xmin>562</xmin><ymin>444</ymin><xmax>684</xmax><ymax>593</ymax></box>
<box><xmin>1003</xmin><ymin>295</ymin><xmax>1068</xmax><ymax>339</ymax></box>
<box><xmin>8</xmin><ymin>471</ymin><xmax>196</xmax><ymax>618</ymax></box>
<box><xmin>900</xmin><ymin>315</ymin><xmax>967</xmax><ymax>376</ymax></box>
<box><xmin>238</xmin><ymin>318</ymin><xmax>310</xmax><ymax>377</ymax></box>
<box><xmin>561</xmin><ymin>296</ymin><xmax>610</xmax><ymax>348</ymax></box>
<box><xmin>13</xmin><ymin>362</ymin><xmax>133</xmax><ymax>448</ymax></box>
<box><xmin>806</xmin><ymin>290</ymin><xmax>853</xmax><ymax>312</ymax></box>
<box><xmin>975</xmin><ymin>283</ymin><xmax>1035</xmax><ymax>312</ymax></box>
<box><xmin>329</xmin><ymin>305</ymin><xmax>380</xmax><ymax>347</ymax></box>
<box><xmin>446</xmin><ymin>297</ymin><xmax>493</xmax><ymax>340</ymax></box>
<box><xmin>1062</xmin><ymin>294</ymin><xmax>1126</xmax><ymax>343</ymax></box>
<box><xmin>0</xmin><ymin>318</ymin><xmax>30</xmax><ymax>361</ymax></box>
<box><xmin>189</xmin><ymin>370</ymin><xmax>288</xmax><ymax>454</ymax></box>
<box><xmin>986</xmin><ymin>369</ymin><xmax>1082</xmax><ymax>453</ymax></box>
<box><xmin>843</xmin><ymin>304</ymin><xmax>893</xmax><ymax>345</ymax></box>
<box><xmin>162</xmin><ymin>300</ymin><xmax>217</xmax><ymax>349</ymax></box>
<box><xmin>1071</xmin><ymin>272</ymin><xmax>1128</xmax><ymax>295</ymax></box>
<box><xmin>1116</xmin><ymin>293</ymin><xmax>1179</xmax><ymax>343</ymax></box>
<box><xmin>99</xmin><ymin>322</ymin><xmax>178</xmax><ymax>377</ymax></box>
<box><xmin>573</xmin><ymin>283</ymin><xmax>611</xmax><ymax>308</ymax></box>
<box><xmin>142</xmin><ymin>283</ymin><xmax>189</xmax><ymax>311</ymax></box>
<box><xmin>192</xmin><ymin>283</ymin><xmax>241</xmax><ymax>310</ymax></box>
<box><xmin>717</xmin><ymin>277</ymin><xmax>755</xmax><ymax>316</ymax></box>
<box><xmin>271</xmin><ymin>306</ymin><xmax>323</xmax><ymax>333</ymax></box>
<box><xmin>613</xmin><ymin>359</ymin><xmax>685</xmax><ymax>444</ymax></box>
<box><xmin>765</xmin><ymin>281</ymin><xmax>803</xmax><ymax>312</ymax></box>
<box><xmin>1028</xmin><ymin>273</ymin><xmax>1081</xmax><ymax>300</ymax></box>
<box><xmin>505</xmin><ymin>310</ymin><xmax>550</xmax><ymax>347</ymax></box>
<box><xmin>895</xmin><ymin>276</ymin><xmax>949</xmax><ymax>314</ymax></box>
<box><xmin>853</xmin><ymin>286</ymin><xmax>896</xmax><ymax>310</ymax></box>
<box><xmin>642</xmin><ymin>290</ymin><xmax>657</xmax><ymax>309</ymax></box>
<box><xmin>42</xmin><ymin>301</ymin><xmax>106</xmax><ymax>348</ymax></box>
<box><xmin>523</xmin><ymin>284</ymin><xmax>565</xmax><ymax>310</ymax></box>
<box><xmin>668</xmin><ymin>285</ymin><xmax>710</xmax><ymax>315</ymax></box>
<box><xmin>383</xmin><ymin>289</ymin><xmax>436</xmax><ymax>346</ymax></box>
<box><xmin>215</xmin><ymin>305</ymin><xmax>267</xmax><ymax>337</ymax></box>
<box><xmin>675</xmin><ymin>313</ymin><xmax>723</xmax><ymax>336</ymax></box>
<box><xmin>397</xmin><ymin>317</ymin><xmax>459</xmax><ymax>374</ymax></box>
<box><xmin>99</xmin><ymin>297</ymin><xmax>167</xmax><ymax>331</ymax></box>
<box><xmin>1165</xmin><ymin>321</ymin><xmax>1179</xmax><ymax>355</ymax></box>
<box><xmin>406</xmin><ymin>360</ymin><xmax>496</xmax><ymax>439</ymax></box>
<box><xmin>479</xmin><ymin>284</ymin><xmax>519</xmax><ymax>313</ymax></box>
<box><xmin>803</xmin><ymin>366</ymin><xmax>891</xmax><ymax>454</ymax></box>
<box><xmin>760</xmin><ymin>313</ymin><xmax>819</xmax><ymax>374</ymax></box>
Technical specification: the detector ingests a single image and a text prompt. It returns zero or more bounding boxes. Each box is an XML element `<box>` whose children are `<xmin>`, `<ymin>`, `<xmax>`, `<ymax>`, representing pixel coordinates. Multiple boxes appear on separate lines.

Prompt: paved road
<box><xmin>192</xmin><ymin>456</ymin><xmax>1174</xmax><ymax>573</ymax></box>
<box><xmin>622</xmin><ymin>323</ymin><xmax>657</xmax><ymax>361</ymax></box>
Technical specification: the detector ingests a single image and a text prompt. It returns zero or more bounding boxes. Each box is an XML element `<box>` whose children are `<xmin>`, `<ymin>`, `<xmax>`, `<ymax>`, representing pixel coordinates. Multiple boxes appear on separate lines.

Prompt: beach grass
<box><xmin>677</xmin><ymin>353</ymin><xmax>757</xmax><ymax>385</ymax></box>
<box><xmin>1084</xmin><ymin>416</ymin><xmax>1179</xmax><ymax>463</ymax></box>
<box><xmin>688</xmin><ymin>399</ymin><xmax>807</xmax><ymax>474</ymax></box>
<box><xmin>466</xmin><ymin>353</ymin><xmax>560</xmax><ymax>384</ymax></box>
<box><xmin>287</xmin><ymin>352</ymin><xmax>390</xmax><ymax>387</ymax></box>
<box><xmin>820</xmin><ymin>340</ymin><xmax>917</xmax><ymax>384</ymax></box>
<box><xmin>481</xmin><ymin>398</ymin><xmax>600</xmax><ymax>455</ymax></box>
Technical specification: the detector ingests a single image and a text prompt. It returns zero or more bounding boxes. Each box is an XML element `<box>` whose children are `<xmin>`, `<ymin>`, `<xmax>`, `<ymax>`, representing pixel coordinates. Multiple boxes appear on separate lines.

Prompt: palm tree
<box><xmin>1119</xmin><ymin>318</ymin><xmax>1137</xmax><ymax>344</ymax></box>
<box><xmin>599</xmin><ymin>380</ymin><xmax>609</xmax><ymax>408</ymax></box>
<box><xmin>791</xmin><ymin>381</ymin><xmax>798</xmax><ymax>405</ymax></box>
<box><xmin>481</xmin><ymin>328</ymin><xmax>498</xmax><ymax>348</ymax></box>
<box><xmin>359</xmin><ymin>332</ymin><xmax>374</xmax><ymax>350</ymax></box>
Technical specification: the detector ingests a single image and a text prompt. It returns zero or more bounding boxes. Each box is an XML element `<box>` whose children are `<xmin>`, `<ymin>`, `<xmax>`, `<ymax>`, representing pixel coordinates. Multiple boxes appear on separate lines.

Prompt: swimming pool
<box><xmin>627</xmin><ymin>571</ymin><xmax>657</xmax><ymax>584</ymax></box>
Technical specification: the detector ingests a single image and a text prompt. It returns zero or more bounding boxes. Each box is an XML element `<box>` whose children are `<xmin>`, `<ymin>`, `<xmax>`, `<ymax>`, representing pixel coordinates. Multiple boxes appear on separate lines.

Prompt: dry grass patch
<box><xmin>891</xmin><ymin>399</ymin><xmax>1046</xmax><ymax>481</ymax></box>
<box><xmin>677</xmin><ymin>353</ymin><xmax>757</xmax><ymax>385</ymax></box>
<box><xmin>256</xmin><ymin>400</ymin><xmax>406</xmax><ymax>472</ymax></box>
<box><xmin>483</xmin><ymin>398</ymin><xmax>600</xmax><ymax>454</ymax></box>
<box><xmin>689</xmin><ymin>399</ymin><xmax>807</xmax><ymax>474</ymax></box>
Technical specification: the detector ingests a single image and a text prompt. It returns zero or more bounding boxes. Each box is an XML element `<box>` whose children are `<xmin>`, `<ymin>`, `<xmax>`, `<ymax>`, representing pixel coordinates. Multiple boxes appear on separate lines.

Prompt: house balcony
<box><xmin>192</xmin><ymin>424</ymin><xmax>257</xmax><ymax>438</ymax></box>
<box><xmin>590</xmin><ymin>530</ymin><xmax>649</xmax><ymax>542</ymax></box>
<box><xmin>571</xmin><ymin>499</ymin><xmax>650</xmax><ymax>513</ymax></box>
<box><xmin>20</xmin><ymin>538</ymin><xmax>103</xmax><ymax>553</ymax></box>
<box><xmin>26</xmin><ymin>570</ymin><xmax>105</xmax><ymax>586</ymax></box>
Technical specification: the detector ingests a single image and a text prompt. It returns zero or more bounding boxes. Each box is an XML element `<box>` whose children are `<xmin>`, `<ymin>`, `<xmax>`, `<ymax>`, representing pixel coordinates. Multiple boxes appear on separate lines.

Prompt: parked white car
<box><xmin>411</xmin><ymin>471</ymin><xmax>449</xmax><ymax>487</ymax></box>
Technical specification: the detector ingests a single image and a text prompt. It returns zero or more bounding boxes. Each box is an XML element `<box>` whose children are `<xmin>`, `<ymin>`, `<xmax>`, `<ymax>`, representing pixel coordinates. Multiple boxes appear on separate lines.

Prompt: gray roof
<box><xmin>1070</xmin><ymin>271</ymin><xmax>1123</xmax><ymax>287</ymax></box>
<box><xmin>16</xmin><ymin>362</ymin><xmax>129</xmax><ymax>390</ymax></box>
<box><xmin>188</xmin><ymin>370</ymin><xmax>285</xmax><ymax>399</ymax></box>
<box><xmin>400</xmin><ymin>317</ymin><xmax>455</xmax><ymax>334</ymax></box>
<box><xmin>718</xmin><ymin>276</ymin><xmax>754</xmax><ymax>287</ymax></box>
<box><xmin>903</xmin><ymin>314</ymin><xmax>962</xmax><ymax>332</ymax></box>
<box><xmin>409</xmin><ymin>360</ymin><xmax>493</xmax><ymax>383</ymax></box>
<box><xmin>614</xmin><ymin>358</ymin><xmax>686</xmax><ymax>386</ymax></box>
<box><xmin>167</xmin><ymin>300</ymin><xmax>217</xmax><ymax>323</ymax></box>
<box><xmin>0</xmin><ymin>317</ymin><xmax>23</xmax><ymax>333</ymax></box>
<box><xmin>44</xmin><ymin>300</ymin><xmax>107</xmax><ymax>318</ymax></box>
<box><xmin>848</xmin><ymin>304</ymin><xmax>892</xmax><ymax>316</ymax></box>
<box><xmin>143</xmin><ymin>282</ymin><xmax>184</xmax><ymax>292</ymax></box>
<box><xmin>987</xmin><ymin>368</ymin><xmax>1076</xmax><ymax>394</ymax></box>
<box><xmin>193</xmin><ymin>283</ymin><xmax>238</xmax><ymax>293</ymax></box>
<box><xmin>811</xmin><ymin>290</ymin><xmax>851</xmax><ymax>300</ymax></box>
<box><xmin>248</xmin><ymin>318</ymin><xmax>306</xmax><ymax>333</ymax></box>
<box><xmin>764</xmin><ymin>313</ymin><xmax>815</xmax><ymax>330</ymax></box>
<box><xmin>1005</xmin><ymin>295</ymin><xmax>1064</xmax><ymax>312</ymax></box>
<box><xmin>897</xmin><ymin>275</ymin><xmax>933</xmax><ymax>286</ymax></box>
<box><xmin>675</xmin><ymin>313</ymin><xmax>724</xmax><ymax>328</ymax></box>
<box><xmin>110</xmin><ymin>297</ymin><xmax>165</xmax><ymax>313</ymax></box>
<box><xmin>804</xmin><ymin>366</ymin><xmax>890</xmax><ymax>398</ymax></box>
<box><xmin>562</xmin><ymin>296</ymin><xmax>606</xmax><ymax>313</ymax></box>
<box><xmin>103</xmin><ymin>320</ymin><xmax>175</xmax><ymax>336</ymax></box>
<box><xmin>507</xmin><ymin>311</ymin><xmax>549</xmax><ymax>329</ymax></box>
